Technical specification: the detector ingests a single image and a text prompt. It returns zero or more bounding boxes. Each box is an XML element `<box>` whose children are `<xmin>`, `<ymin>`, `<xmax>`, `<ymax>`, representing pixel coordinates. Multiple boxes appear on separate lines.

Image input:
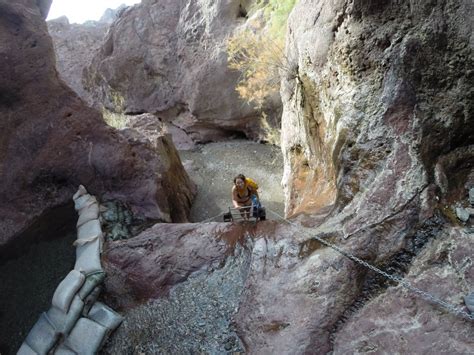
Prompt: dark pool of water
<box><xmin>0</xmin><ymin>205</ymin><xmax>77</xmax><ymax>354</ymax></box>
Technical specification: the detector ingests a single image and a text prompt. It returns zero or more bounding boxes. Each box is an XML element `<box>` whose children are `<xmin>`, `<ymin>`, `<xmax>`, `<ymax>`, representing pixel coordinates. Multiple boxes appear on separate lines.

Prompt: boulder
<box><xmin>0</xmin><ymin>0</ymin><xmax>195</xmax><ymax>257</ymax></box>
<box><xmin>84</xmin><ymin>0</ymin><xmax>280</xmax><ymax>143</ymax></box>
<box><xmin>102</xmin><ymin>221</ymin><xmax>251</xmax><ymax>309</ymax></box>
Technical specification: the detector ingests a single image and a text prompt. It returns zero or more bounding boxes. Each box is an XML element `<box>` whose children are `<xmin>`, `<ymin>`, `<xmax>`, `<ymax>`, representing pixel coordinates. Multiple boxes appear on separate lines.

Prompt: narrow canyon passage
<box><xmin>179</xmin><ymin>140</ymin><xmax>285</xmax><ymax>222</ymax></box>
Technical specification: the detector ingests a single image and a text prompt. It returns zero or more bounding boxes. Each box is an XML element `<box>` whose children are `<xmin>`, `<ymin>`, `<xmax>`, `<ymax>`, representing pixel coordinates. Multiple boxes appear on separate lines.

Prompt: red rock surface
<box><xmin>0</xmin><ymin>0</ymin><xmax>195</xmax><ymax>255</ymax></box>
<box><xmin>102</xmin><ymin>222</ymin><xmax>252</xmax><ymax>308</ymax></box>
<box><xmin>83</xmin><ymin>0</ymin><xmax>280</xmax><ymax>143</ymax></box>
<box><xmin>333</xmin><ymin>227</ymin><xmax>474</xmax><ymax>354</ymax></box>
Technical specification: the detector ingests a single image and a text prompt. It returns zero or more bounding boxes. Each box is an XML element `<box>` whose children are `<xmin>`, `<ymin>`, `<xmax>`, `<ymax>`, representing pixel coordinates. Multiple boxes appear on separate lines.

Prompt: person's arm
<box><xmin>232</xmin><ymin>186</ymin><xmax>240</xmax><ymax>208</ymax></box>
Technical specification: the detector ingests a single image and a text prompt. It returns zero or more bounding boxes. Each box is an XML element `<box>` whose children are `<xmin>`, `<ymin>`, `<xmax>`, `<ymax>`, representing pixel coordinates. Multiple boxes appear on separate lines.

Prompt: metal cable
<box><xmin>267</xmin><ymin>209</ymin><xmax>474</xmax><ymax>321</ymax></box>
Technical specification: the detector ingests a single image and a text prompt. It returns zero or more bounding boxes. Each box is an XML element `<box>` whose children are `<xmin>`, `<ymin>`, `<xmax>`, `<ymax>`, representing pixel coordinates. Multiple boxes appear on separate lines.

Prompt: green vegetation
<box><xmin>227</xmin><ymin>0</ymin><xmax>298</xmax><ymax>144</ymax></box>
<box><xmin>227</xmin><ymin>0</ymin><xmax>297</xmax><ymax>107</ymax></box>
<box><xmin>261</xmin><ymin>0</ymin><xmax>298</xmax><ymax>37</ymax></box>
<box><xmin>102</xmin><ymin>109</ymin><xmax>129</xmax><ymax>129</ymax></box>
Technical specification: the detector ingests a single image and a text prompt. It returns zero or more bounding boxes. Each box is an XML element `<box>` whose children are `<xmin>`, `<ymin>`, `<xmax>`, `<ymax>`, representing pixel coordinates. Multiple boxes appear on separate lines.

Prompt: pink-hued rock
<box><xmin>0</xmin><ymin>0</ymin><xmax>195</xmax><ymax>255</ymax></box>
<box><xmin>83</xmin><ymin>0</ymin><xmax>279</xmax><ymax>143</ymax></box>
<box><xmin>47</xmin><ymin>17</ymin><xmax>109</xmax><ymax>106</ymax></box>
<box><xmin>332</xmin><ymin>227</ymin><xmax>474</xmax><ymax>354</ymax></box>
<box><xmin>281</xmin><ymin>0</ymin><xmax>473</xmax><ymax>220</ymax></box>
<box><xmin>102</xmin><ymin>222</ymin><xmax>252</xmax><ymax>309</ymax></box>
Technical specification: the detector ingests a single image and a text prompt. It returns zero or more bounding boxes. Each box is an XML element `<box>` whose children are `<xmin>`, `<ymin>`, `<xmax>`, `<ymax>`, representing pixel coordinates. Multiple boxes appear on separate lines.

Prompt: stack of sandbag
<box><xmin>18</xmin><ymin>186</ymin><xmax>123</xmax><ymax>355</ymax></box>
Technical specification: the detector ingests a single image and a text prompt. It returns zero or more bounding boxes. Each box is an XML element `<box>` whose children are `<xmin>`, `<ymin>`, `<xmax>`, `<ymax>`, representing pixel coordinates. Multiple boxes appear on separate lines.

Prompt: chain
<box><xmin>267</xmin><ymin>209</ymin><xmax>474</xmax><ymax>321</ymax></box>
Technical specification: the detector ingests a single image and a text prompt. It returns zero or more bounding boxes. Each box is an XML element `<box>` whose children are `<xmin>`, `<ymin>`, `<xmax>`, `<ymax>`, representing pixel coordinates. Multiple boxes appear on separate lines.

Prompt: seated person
<box><xmin>232</xmin><ymin>174</ymin><xmax>259</xmax><ymax>219</ymax></box>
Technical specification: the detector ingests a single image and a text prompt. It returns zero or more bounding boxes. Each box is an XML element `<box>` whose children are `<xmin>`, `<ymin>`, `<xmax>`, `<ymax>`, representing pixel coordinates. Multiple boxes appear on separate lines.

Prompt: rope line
<box><xmin>266</xmin><ymin>209</ymin><xmax>474</xmax><ymax>321</ymax></box>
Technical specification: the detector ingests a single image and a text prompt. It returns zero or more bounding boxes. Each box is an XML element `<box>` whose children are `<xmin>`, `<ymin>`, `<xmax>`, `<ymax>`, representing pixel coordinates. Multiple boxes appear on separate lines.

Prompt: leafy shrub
<box><xmin>227</xmin><ymin>0</ymin><xmax>298</xmax><ymax>144</ymax></box>
<box><xmin>102</xmin><ymin>109</ymin><xmax>129</xmax><ymax>129</ymax></box>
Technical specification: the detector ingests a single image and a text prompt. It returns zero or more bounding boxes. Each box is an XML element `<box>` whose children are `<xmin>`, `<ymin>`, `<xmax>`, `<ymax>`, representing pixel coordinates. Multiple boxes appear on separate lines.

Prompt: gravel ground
<box><xmin>102</xmin><ymin>241</ymin><xmax>253</xmax><ymax>354</ymax></box>
<box><xmin>102</xmin><ymin>140</ymin><xmax>285</xmax><ymax>354</ymax></box>
<box><xmin>180</xmin><ymin>140</ymin><xmax>285</xmax><ymax>222</ymax></box>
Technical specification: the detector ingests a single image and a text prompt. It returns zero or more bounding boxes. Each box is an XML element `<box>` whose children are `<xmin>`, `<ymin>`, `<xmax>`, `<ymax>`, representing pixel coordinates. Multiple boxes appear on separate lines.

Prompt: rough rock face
<box><xmin>281</xmin><ymin>0</ymin><xmax>473</xmax><ymax>218</ymax></box>
<box><xmin>84</xmin><ymin>0</ymin><xmax>277</xmax><ymax>143</ymax></box>
<box><xmin>101</xmin><ymin>216</ymin><xmax>473</xmax><ymax>353</ymax></box>
<box><xmin>102</xmin><ymin>221</ymin><xmax>359</xmax><ymax>354</ymax></box>
<box><xmin>47</xmin><ymin>17</ymin><xmax>109</xmax><ymax>105</ymax></box>
<box><xmin>96</xmin><ymin>1</ymin><xmax>473</xmax><ymax>353</ymax></box>
<box><xmin>102</xmin><ymin>222</ymin><xmax>250</xmax><ymax>309</ymax></box>
<box><xmin>333</xmin><ymin>227</ymin><xmax>473</xmax><ymax>353</ymax></box>
<box><xmin>0</xmin><ymin>0</ymin><xmax>195</xmax><ymax>257</ymax></box>
<box><xmin>274</xmin><ymin>0</ymin><xmax>473</xmax><ymax>352</ymax></box>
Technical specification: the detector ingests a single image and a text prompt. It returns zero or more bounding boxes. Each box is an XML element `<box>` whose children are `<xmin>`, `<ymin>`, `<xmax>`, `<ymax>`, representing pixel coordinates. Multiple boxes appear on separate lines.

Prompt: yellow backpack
<box><xmin>245</xmin><ymin>177</ymin><xmax>258</xmax><ymax>190</ymax></box>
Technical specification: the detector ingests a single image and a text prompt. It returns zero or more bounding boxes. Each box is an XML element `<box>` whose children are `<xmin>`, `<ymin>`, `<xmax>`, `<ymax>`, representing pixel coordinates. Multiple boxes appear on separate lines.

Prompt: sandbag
<box><xmin>74</xmin><ymin>236</ymin><xmax>102</xmax><ymax>275</ymax></box>
<box><xmin>82</xmin><ymin>286</ymin><xmax>102</xmax><ymax>316</ymax></box>
<box><xmin>46</xmin><ymin>296</ymin><xmax>84</xmax><ymax>335</ymax></box>
<box><xmin>64</xmin><ymin>318</ymin><xmax>107</xmax><ymax>355</ymax></box>
<box><xmin>53</xmin><ymin>344</ymin><xmax>77</xmax><ymax>355</ymax></box>
<box><xmin>17</xmin><ymin>343</ymin><xmax>37</xmax><ymax>355</ymax></box>
<box><xmin>77</xmin><ymin>219</ymin><xmax>102</xmax><ymax>241</ymax></box>
<box><xmin>74</xmin><ymin>194</ymin><xmax>97</xmax><ymax>212</ymax></box>
<box><xmin>87</xmin><ymin>302</ymin><xmax>124</xmax><ymax>332</ymax></box>
<box><xmin>25</xmin><ymin>313</ymin><xmax>58</xmax><ymax>355</ymax></box>
<box><xmin>72</xmin><ymin>185</ymin><xmax>87</xmax><ymax>201</ymax></box>
<box><xmin>78</xmin><ymin>272</ymin><xmax>105</xmax><ymax>300</ymax></box>
<box><xmin>76</xmin><ymin>203</ymin><xmax>100</xmax><ymax>228</ymax></box>
<box><xmin>52</xmin><ymin>270</ymin><xmax>85</xmax><ymax>313</ymax></box>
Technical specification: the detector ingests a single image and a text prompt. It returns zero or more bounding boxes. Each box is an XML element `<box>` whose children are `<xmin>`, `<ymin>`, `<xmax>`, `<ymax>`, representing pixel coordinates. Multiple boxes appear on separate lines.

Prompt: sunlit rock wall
<box><xmin>84</xmin><ymin>0</ymin><xmax>280</xmax><ymax>143</ymax></box>
<box><xmin>281</xmin><ymin>0</ymin><xmax>473</xmax><ymax>220</ymax></box>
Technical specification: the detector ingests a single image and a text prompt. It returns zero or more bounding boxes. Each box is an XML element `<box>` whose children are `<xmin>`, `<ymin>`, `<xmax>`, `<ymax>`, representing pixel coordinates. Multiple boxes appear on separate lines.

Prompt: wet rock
<box><xmin>470</xmin><ymin>188</ymin><xmax>474</xmax><ymax>205</ymax></box>
<box><xmin>455</xmin><ymin>207</ymin><xmax>470</xmax><ymax>222</ymax></box>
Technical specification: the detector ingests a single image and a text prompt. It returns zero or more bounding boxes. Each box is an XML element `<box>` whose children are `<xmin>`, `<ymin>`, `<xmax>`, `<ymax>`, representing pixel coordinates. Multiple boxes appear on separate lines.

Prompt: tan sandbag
<box><xmin>82</xmin><ymin>286</ymin><xmax>102</xmax><ymax>316</ymax></box>
<box><xmin>74</xmin><ymin>194</ymin><xmax>97</xmax><ymax>212</ymax></box>
<box><xmin>25</xmin><ymin>313</ymin><xmax>59</xmax><ymax>355</ymax></box>
<box><xmin>77</xmin><ymin>272</ymin><xmax>105</xmax><ymax>300</ymax></box>
<box><xmin>76</xmin><ymin>203</ymin><xmax>100</xmax><ymax>228</ymax></box>
<box><xmin>74</xmin><ymin>236</ymin><xmax>102</xmax><ymax>275</ymax></box>
<box><xmin>87</xmin><ymin>302</ymin><xmax>124</xmax><ymax>332</ymax></box>
<box><xmin>73</xmin><ymin>235</ymin><xmax>99</xmax><ymax>247</ymax></box>
<box><xmin>52</xmin><ymin>270</ymin><xmax>85</xmax><ymax>313</ymax></box>
<box><xmin>63</xmin><ymin>318</ymin><xmax>107</xmax><ymax>355</ymax></box>
<box><xmin>72</xmin><ymin>185</ymin><xmax>87</xmax><ymax>201</ymax></box>
<box><xmin>77</xmin><ymin>219</ymin><xmax>102</xmax><ymax>241</ymax></box>
<box><xmin>46</xmin><ymin>296</ymin><xmax>84</xmax><ymax>335</ymax></box>
<box><xmin>53</xmin><ymin>343</ymin><xmax>77</xmax><ymax>355</ymax></box>
<box><xmin>17</xmin><ymin>342</ymin><xmax>37</xmax><ymax>355</ymax></box>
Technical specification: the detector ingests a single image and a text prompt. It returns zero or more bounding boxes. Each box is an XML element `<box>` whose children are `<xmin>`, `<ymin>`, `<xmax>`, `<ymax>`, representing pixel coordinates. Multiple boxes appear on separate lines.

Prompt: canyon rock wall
<box><xmin>99</xmin><ymin>1</ymin><xmax>473</xmax><ymax>353</ymax></box>
<box><xmin>0</xmin><ymin>0</ymin><xmax>195</xmax><ymax>257</ymax></box>
<box><xmin>47</xmin><ymin>5</ymin><xmax>127</xmax><ymax>105</ymax></box>
<box><xmin>47</xmin><ymin>17</ymin><xmax>109</xmax><ymax>105</ymax></box>
<box><xmin>84</xmin><ymin>0</ymin><xmax>279</xmax><ymax>143</ymax></box>
<box><xmin>281</xmin><ymin>0</ymin><xmax>473</xmax><ymax>219</ymax></box>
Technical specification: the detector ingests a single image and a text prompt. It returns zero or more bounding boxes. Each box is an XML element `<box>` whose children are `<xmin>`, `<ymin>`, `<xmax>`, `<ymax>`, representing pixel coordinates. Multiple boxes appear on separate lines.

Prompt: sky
<box><xmin>47</xmin><ymin>0</ymin><xmax>142</xmax><ymax>24</ymax></box>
